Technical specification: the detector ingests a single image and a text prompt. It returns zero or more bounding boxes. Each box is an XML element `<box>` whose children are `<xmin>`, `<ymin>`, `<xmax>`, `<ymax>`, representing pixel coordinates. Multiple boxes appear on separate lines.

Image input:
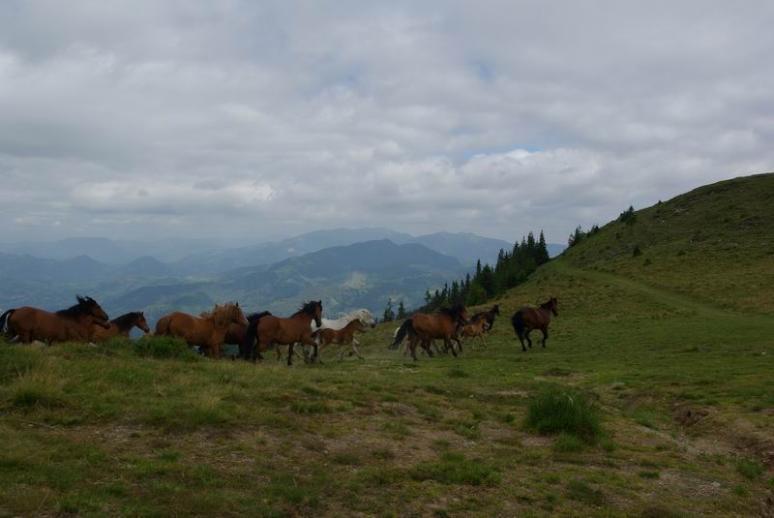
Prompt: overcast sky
<box><xmin>1</xmin><ymin>1</ymin><xmax>772</xmax><ymax>245</ymax></box>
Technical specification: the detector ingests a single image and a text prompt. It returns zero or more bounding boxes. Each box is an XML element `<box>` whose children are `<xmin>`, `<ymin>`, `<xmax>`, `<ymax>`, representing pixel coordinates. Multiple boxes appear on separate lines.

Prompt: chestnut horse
<box><xmin>511</xmin><ymin>297</ymin><xmax>558</xmax><ymax>351</ymax></box>
<box><xmin>92</xmin><ymin>311</ymin><xmax>151</xmax><ymax>342</ymax></box>
<box><xmin>0</xmin><ymin>296</ymin><xmax>110</xmax><ymax>344</ymax></box>
<box><xmin>242</xmin><ymin>301</ymin><xmax>322</xmax><ymax>366</ymax></box>
<box><xmin>457</xmin><ymin>313</ymin><xmax>491</xmax><ymax>348</ymax></box>
<box><xmin>155</xmin><ymin>302</ymin><xmax>246</xmax><ymax>357</ymax></box>
<box><xmin>390</xmin><ymin>305</ymin><xmax>469</xmax><ymax>361</ymax></box>
<box><xmin>313</xmin><ymin>318</ymin><xmax>370</xmax><ymax>360</ymax></box>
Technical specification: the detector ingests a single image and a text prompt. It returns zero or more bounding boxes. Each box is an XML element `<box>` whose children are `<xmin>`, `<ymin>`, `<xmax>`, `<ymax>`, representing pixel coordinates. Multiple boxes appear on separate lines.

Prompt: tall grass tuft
<box><xmin>526</xmin><ymin>386</ymin><xmax>601</xmax><ymax>443</ymax></box>
<box><xmin>133</xmin><ymin>336</ymin><xmax>199</xmax><ymax>360</ymax></box>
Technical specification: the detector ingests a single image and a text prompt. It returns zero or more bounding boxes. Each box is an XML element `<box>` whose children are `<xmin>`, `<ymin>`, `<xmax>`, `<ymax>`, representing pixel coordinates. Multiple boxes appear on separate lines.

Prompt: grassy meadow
<box><xmin>1</xmin><ymin>174</ymin><xmax>773</xmax><ymax>516</ymax></box>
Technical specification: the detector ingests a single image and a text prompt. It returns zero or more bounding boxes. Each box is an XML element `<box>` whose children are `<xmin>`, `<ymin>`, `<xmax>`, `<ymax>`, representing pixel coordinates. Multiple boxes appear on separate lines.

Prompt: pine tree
<box><xmin>382</xmin><ymin>298</ymin><xmax>395</xmax><ymax>322</ymax></box>
<box><xmin>396</xmin><ymin>300</ymin><xmax>407</xmax><ymax>319</ymax></box>
<box><xmin>537</xmin><ymin>230</ymin><xmax>550</xmax><ymax>264</ymax></box>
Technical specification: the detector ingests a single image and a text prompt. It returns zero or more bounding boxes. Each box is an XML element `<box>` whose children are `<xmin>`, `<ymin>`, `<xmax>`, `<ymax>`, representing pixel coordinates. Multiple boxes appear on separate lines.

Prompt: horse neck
<box><xmin>292</xmin><ymin>312</ymin><xmax>316</xmax><ymax>326</ymax></box>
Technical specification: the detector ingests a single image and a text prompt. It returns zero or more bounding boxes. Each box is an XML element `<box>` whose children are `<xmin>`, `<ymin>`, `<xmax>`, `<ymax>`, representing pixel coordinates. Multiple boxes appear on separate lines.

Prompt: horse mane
<box><xmin>110</xmin><ymin>312</ymin><xmax>141</xmax><ymax>331</ymax></box>
<box><xmin>56</xmin><ymin>295</ymin><xmax>96</xmax><ymax>319</ymax></box>
<box><xmin>439</xmin><ymin>304</ymin><xmax>465</xmax><ymax>318</ymax></box>
<box><xmin>247</xmin><ymin>311</ymin><xmax>272</xmax><ymax>323</ymax></box>
<box><xmin>292</xmin><ymin>300</ymin><xmax>320</xmax><ymax>318</ymax></box>
<box><xmin>205</xmin><ymin>302</ymin><xmax>243</xmax><ymax>328</ymax></box>
<box><xmin>539</xmin><ymin>298</ymin><xmax>555</xmax><ymax>310</ymax></box>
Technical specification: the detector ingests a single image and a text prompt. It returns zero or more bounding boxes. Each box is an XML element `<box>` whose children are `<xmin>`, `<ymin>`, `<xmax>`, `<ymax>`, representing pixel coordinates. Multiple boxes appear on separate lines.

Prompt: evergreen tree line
<box><xmin>411</xmin><ymin>230</ymin><xmax>551</xmax><ymax>314</ymax></box>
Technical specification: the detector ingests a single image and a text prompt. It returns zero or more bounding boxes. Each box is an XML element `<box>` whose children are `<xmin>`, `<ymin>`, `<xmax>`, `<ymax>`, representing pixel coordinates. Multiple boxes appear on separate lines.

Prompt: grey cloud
<box><xmin>0</xmin><ymin>1</ymin><xmax>772</xmax><ymax>245</ymax></box>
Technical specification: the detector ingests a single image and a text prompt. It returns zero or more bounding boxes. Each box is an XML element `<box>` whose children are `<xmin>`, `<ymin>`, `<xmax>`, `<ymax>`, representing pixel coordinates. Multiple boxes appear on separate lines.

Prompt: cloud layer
<box><xmin>1</xmin><ymin>1</ymin><xmax>772</xmax><ymax>244</ymax></box>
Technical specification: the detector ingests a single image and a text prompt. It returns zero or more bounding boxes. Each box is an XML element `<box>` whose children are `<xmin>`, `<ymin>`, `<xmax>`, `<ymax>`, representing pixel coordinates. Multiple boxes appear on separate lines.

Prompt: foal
<box><xmin>92</xmin><ymin>311</ymin><xmax>151</xmax><ymax>341</ymax></box>
<box><xmin>313</xmin><ymin>318</ymin><xmax>369</xmax><ymax>360</ymax></box>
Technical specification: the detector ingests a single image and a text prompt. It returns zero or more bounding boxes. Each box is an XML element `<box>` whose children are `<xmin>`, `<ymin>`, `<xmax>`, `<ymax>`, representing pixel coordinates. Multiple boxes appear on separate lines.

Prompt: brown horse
<box><xmin>390</xmin><ymin>304</ymin><xmax>469</xmax><ymax>361</ymax></box>
<box><xmin>473</xmin><ymin>304</ymin><xmax>500</xmax><ymax>333</ymax></box>
<box><xmin>313</xmin><ymin>318</ymin><xmax>369</xmax><ymax>360</ymax></box>
<box><xmin>511</xmin><ymin>297</ymin><xmax>558</xmax><ymax>351</ymax></box>
<box><xmin>92</xmin><ymin>311</ymin><xmax>151</xmax><ymax>342</ymax></box>
<box><xmin>242</xmin><ymin>301</ymin><xmax>322</xmax><ymax>366</ymax></box>
<box><xmin>457</xmin><ymin>313</ymin><xmax>491</xmax><ymax>348</ymax></box>
<box><xmin>155</xmin><ymin>302</ymin><xmax>246</xmax><ymax>357</ymax></box>
<box><xmin>0</xmin><ymin>296</ymin><xmax>110</xmax><ymax>344</ymax></box>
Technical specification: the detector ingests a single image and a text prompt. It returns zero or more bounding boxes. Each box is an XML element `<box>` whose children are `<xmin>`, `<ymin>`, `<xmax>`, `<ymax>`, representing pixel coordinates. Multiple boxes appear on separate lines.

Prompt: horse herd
<box><xmin>0</xmin><ymin>295</ymin><xmax>559</xmax><ymax>365</ymax></box>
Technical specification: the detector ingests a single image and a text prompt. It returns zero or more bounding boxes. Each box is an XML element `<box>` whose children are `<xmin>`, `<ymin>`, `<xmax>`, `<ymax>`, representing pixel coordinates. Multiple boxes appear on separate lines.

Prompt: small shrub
<box><xmin>447</xmin><ymin>367</ymin><xmax>469</xmax><ymax>378</ymax></box>
<box><xmin>632</xmin><ymin>245</ymin><xmax>642</xmax><ymax>257</ymax></box>
<box><xmin>134</xmin><ymin>336</ymin><xmax>198</xmax><ymax>360</ymax></box>
<box><xmin>736</xmin><ymin>458</ymin><xmax>764</xmax><ymax>480</ymax></box>
<box><xmin>566</xmin><ymin>479</ymin><xmax>605</xmax><ymax>505</ymax></box>
<box><xmin>526</xmin><ymin>386</ymin><xmax>601</xmax><ymax>443</ymax></box>
<box><xmin>638</xmin><ymin>471</ymin><xmax>660</xmax><ymax>479</ymax></box>
<box><xmin>410</xmin><ymin>452</ymin><xmax>500</xmax><ymax>486</ymax></box>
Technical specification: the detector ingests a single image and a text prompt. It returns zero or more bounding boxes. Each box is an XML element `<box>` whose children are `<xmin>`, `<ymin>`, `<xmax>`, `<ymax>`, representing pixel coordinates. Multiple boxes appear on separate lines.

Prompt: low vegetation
<box><xmin>0</xmin><ymin>174</ymin><xmax>772</xmax><ymax>516</ymax></box>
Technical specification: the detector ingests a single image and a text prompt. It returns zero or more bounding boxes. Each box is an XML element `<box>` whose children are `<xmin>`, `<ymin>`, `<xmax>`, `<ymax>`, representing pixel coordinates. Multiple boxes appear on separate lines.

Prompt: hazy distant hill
<box><xmin>115</xmin><ymin>240</ymin><xmax>463</xmax><ymax>322</ymax></box>
<box><xmin>0</xmin><ymin>227</ymin><xmax>564</xmax><ymax>323</ymax></box>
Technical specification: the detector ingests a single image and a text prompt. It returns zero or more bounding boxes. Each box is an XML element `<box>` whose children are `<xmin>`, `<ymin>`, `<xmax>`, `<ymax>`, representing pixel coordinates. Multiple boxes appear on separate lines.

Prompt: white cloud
<box><xmin>0</xmin><ymin>1</ymin><xmax>772</xmax><ymax>245</ymax></box>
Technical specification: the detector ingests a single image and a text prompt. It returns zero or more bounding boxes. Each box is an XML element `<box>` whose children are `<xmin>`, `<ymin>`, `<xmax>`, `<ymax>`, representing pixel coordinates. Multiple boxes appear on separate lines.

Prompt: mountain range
<box><xmin>0</xmin><ymin>228</ymin><xmax>565</xmax><ymax>324</ymax></box>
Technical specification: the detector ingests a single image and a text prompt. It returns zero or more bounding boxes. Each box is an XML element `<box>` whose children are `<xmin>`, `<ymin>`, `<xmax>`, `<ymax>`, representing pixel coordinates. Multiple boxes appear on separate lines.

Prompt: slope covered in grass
<box><xmin>0</xmin><ymin>174</ymin><xmax>772</xmax><ymax>516</ymax></box>
<box><xmin>562</xmin><ymin>172</ymin><xmax>774</xmax><ymax>313</ymax></box>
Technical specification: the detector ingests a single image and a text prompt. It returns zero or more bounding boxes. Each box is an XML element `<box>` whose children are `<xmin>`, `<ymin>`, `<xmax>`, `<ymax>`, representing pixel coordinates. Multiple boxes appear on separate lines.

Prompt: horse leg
<box><xmin>287</xmin><ymin>342</ymin><xmax>295</xmax><ymax>366</ymax></box>
<box><xmin>351</xmin><ymin>338</ymin><xmax>364</xmax><ymax>360</ymax></box>
<box><xmin>525</xmin><ymin>329</ymin><xmax>533</xmax><ymax>349</ymax></box>
<box><xmin>541</xmin><ymin>327</ymin><xmax>548</xmax><ymax>348</ymax></box>
<box><xmin>445</xmin><ymin>338</ymin><xmax>457</xmax><ymax>358</ymax></box>
<box><xmin>422</xmin><ymin>339</ymin><xmax>434</xmax><ymax>357</ymax></box>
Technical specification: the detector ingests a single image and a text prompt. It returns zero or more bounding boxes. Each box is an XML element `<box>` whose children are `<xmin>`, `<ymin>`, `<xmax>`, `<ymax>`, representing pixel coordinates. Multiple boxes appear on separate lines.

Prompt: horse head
<box><xmin>77</xmin><ymin>295</ymin><xmax>110</xmax><ymax>328</ymax></box>
<box><xmin>313</xmin><ymin>300</ymin><xmax>323</xmax><ymax>328</ymax></box>
<box><xmin>136</xmin><ymin>312</ymin><xmax>151</xmax><ymax>334</ymax></box>
<box><xmin>541</xmin><ymin>297</ymin><xmax>558</xmax><ymax>316</ymax></box>
<box><xmin>357</xmin><ymin>309</ymin><xmax>377</xmax><ymax>328</ymax></box>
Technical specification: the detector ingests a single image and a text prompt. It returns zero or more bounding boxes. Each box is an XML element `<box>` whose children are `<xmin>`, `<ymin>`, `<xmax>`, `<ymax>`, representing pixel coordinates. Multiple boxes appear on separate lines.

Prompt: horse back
<box><xmin>412</xmin><ymin>313</ymin><xmax>454</xmax><ymax>338</ymax></box>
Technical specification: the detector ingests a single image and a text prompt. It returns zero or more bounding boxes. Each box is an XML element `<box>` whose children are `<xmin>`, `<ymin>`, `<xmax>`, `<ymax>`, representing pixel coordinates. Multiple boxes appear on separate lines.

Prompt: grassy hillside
<box><xmin>0</xmin><ymin>174</ymin><xmax>772</xmax><ymax>517</ymax></box>
<box><xmin>563</xmin><ymin>173</ymin><xmax>774</xmax><ymax>313</ymax></box>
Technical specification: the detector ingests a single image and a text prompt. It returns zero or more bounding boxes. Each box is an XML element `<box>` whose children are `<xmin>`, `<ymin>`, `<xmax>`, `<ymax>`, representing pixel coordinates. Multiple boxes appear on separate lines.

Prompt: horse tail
<box><xmin>390</xmin><ymin>319</ymin><xmax>413</xmax><ymax>349</ymax></box>
<box><xmin>242</xmin><ymin>312</ymin><xmax>270</xmax><ymax>360</ymax></box>
<box><xmin>0</xmin><ymin>309</ymin><xmax>15</xmax><ymax>336</ymax></box>
<box><xmin>511</xmin><ymin>311</ymin><xmax>525</xmax><ymax>340</ymax></box>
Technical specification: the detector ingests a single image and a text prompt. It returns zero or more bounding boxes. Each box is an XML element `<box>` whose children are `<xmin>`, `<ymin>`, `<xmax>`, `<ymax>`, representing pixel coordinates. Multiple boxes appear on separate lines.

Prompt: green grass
<box><xmin>0</xmin><ymin>174</ymin><xmax>772</xmax><ymax>516</ymax></box>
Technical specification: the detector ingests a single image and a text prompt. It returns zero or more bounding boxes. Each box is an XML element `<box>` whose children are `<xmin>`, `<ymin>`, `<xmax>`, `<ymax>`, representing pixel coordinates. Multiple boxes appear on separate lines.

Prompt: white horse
<box><xmin>312</xmin><ymin>308</ymin><xmax>376</xmax><ymax>330</ymax></box>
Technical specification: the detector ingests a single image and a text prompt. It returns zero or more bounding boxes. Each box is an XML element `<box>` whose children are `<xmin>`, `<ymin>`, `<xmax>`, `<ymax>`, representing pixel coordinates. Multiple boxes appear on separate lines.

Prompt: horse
<box><xmin>472</xmin><ymin>304</ymin><xmax>500</xmax><ymax>333</ymax></box>
<box><xmin>390</xmin><ymin>304</ymin><xmax>469</xmax><ymax>361</ymax></box>
<box><xmin>92</xmin><ymin>311</ymin><xmax>151</xmax><ymax>342</ymax></box>
<box><xmin>314</xmin><ymin>308</ymin><xmax>376</xmax><ymax>331</ymax></box>
<box><xmin>0</xmin><ymin>295</ymin><xmax>110</xmax><ymax>344</ymax></box>
<box><xmin>511</xmin><ymin>297</ymin><xmax>558</xmax><ymax>351</ymax></box>
<box><xmin>242</xmin><ymin>300</ymin><xmax>322</xmax><ymax>366</ymax></box>
<box><xmin>312</xmin><ymin>318</ymin><xmax>370</xmax><ymax>360</ymax></box>
<box><xmin>155</xmin><ymin>302</ymin><xmax>246</xmax><ymax>358</ymax></box>
<box><xmin>457</xmin><ymin>313</ymin><xmax>491</xmax><ymax>348</ymax></box>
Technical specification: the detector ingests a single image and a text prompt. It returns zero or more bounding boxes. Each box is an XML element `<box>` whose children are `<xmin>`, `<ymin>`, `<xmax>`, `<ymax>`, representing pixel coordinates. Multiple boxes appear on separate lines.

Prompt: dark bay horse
<box><xmin>0</xmin><ymin>296</ymin><xmax>110</xmax><ymax>344</ymax></box>
<box><xmin>390</xmin><ymin>305</ymin><xmax>469</xmax><ymax>361</ymax></box>
<box><xmin>511</xmin><ymin>297</ymin><xmax>558</xmax><ymax>351</ymax></box>
<box><xmin>473</xmin><ymin>304</ymin><xmax>500</xmax><ymax>333</ymax></box>
<box><xmin>155</xmin><ymin>302</ymin><xmax>246</xmax><ymax>358</ymax></box>
<box><xmin>313</xmin><ymin>318</ymin><xmax>370</xmax><ymax>360</ymax></box>
<box><xmin>92</xmin><ymin>311</ymin><xmax>151</xmax><ymax>342</ymax></box>
<box><xmin>242</xmin><ymin>301</ymin><xmax>322</xmax><ymax>366</ymax></box>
